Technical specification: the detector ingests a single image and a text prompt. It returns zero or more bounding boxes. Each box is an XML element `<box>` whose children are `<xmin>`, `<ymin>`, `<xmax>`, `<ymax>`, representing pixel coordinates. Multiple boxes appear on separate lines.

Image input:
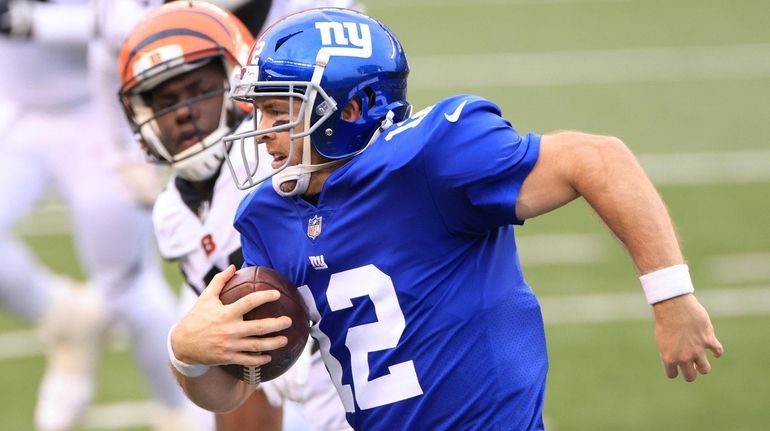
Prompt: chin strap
<box><xmin>271</xmin><ymin>159</ymin><xmax>341</xmax><ymax>197</ymax></box>
<box><xmin>172</xmin><ymin>95</ymin><xmax>233</xmax><ymax>181</ymax></box>
<box><xmin>272</xmin><ymin>110</ymin><xmax>397</xmax><ymax>197</ymax></box>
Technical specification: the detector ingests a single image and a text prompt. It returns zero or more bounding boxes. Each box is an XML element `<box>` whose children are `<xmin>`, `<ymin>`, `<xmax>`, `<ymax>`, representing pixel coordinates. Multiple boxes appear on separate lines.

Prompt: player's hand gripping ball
<box><xmin>218</xmin><ymin>266</ymin><xmax>310</xmax><ymax>384</ymax></box>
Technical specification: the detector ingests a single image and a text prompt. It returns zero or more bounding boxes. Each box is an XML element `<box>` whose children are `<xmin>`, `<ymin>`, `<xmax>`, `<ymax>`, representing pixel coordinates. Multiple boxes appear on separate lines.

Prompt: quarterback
<box><xmin>169</xmin><ymin>7</ymin><xmax>723</xmax><ymax>431</ymax></box>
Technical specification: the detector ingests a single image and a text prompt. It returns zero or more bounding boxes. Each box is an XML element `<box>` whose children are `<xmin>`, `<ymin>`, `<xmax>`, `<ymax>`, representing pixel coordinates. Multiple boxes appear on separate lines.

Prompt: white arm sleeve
<box><xmin>30</xmin><ymin>1</ymin><xmax>94</xmax><ymax>44</ymax></box>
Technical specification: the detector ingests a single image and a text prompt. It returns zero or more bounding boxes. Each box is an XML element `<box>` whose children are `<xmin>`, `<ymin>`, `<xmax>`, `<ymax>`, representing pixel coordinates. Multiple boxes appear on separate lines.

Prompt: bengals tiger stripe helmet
<box><xmin>118</xmin><ymin>1</ymin><xmax>254</xmax><ymax>181</ymax></box>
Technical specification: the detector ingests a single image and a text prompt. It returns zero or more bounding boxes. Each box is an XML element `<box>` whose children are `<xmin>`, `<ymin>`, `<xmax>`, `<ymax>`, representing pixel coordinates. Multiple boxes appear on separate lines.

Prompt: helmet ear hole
<box><xmin>363</xmin><ymin>87</ymin><xmax>376</xmax><ymax>109</ymax></box>
<box><xmin>341</xmin><ymin>97</ymin><xmax>363</xmax><ymax>123</ymax></box>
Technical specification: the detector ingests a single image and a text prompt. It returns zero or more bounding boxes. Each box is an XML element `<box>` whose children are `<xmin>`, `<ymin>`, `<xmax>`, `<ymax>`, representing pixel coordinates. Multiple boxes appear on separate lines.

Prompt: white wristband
<box><xmin>167</xmin><ymin>324</ymin><xmax>210</xmax><ymax>378</ymax></box>
<box><xmin>640</xmin><ymin>264</ymin><xmax>695</xmax><ymax>305</ymax></box>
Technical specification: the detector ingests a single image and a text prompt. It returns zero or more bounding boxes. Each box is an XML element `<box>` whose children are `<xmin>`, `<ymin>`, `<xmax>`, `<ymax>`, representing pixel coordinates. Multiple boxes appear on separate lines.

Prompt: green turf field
<box><xmin>2</xmin><ymin>0</ymin><xmax>769</xmax><ymax>429</ymax></box>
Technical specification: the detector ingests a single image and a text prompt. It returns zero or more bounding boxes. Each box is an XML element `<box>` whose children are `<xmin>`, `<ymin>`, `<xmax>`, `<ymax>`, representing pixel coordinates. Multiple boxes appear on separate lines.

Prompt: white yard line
<box><xmin>12</xmin><ymin>221</ymin><xmax>72</xmax><ymax>237</ymax></box>
<box><xmin>638</xmin><ymin>150</ymin><xmax>770</xmax><ymax>185</ymax></box>
<box><xmin>80</xmin><ymin>400</ymin><xmax>157</xmax><ymax>430</ymax></box>
<box><xmin>0</xmin><ymin>326</ymin><xmax>130</xmax><ymax>360</ymax></box>
<box><xmin>12</xmin><ymin>200</ymin><xmax>71</xmax><ymax>237</ymax></box>
<box><xmin>539</xmin><ymin>286</ymin><xmax>770</xmax><ymax>324</ymax></box>
<box><xmin>0</xmin><ymin>329</ymin><xmax>43</xmax><ymax>359</ymax></box>
<box><xmin>710</xmin><ymin>253</ymin><xmax>770</xmax><ymax>285</ymax></box>
<box><xmin>409</xmin><ymin>43</ymin><xmax>770</xmax><ymax>88</ymax></box>
<box><xmin>517</xmin><ymin>233</ymin><xmax>607</xmax><ymax>265</ymax></box>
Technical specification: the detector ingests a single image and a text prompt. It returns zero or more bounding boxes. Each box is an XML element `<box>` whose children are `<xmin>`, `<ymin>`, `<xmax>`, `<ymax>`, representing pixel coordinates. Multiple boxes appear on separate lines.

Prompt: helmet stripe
<box><xmin>123</xmin><ymin>29</ymin><xmax>219</xmax><ymax>77</ymax></box>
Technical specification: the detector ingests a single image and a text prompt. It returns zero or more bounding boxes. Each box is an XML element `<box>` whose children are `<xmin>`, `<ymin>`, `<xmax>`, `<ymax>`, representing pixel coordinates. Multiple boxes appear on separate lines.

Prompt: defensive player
<box><xmin>0</xmin><ymin>1</ymin><xmax>203</xmax><ymax>430</ymax></box>
<box><xmin>168</xmin><ymin>8</ymin><xmax>723</xmax><ymax>431</ymax></box>
<box><xmin>118</xmin><ymin>2</ymin><xmax>356</xmax><ymax>430</ymax></box>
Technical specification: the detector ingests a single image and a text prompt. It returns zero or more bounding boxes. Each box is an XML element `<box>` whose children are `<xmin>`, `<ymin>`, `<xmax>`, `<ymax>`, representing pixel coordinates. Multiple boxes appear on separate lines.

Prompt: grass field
<box><xmin>2</xmin><ymin>0</ymin><xmax>769</xmax><ymax>429</ymax></box>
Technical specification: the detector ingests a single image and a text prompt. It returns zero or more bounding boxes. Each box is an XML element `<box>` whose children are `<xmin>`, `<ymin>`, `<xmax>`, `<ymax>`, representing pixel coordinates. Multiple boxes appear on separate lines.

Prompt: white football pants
<box><xmin>0</xmin><ymin>99</ymin><xmax>187</xmax><ymax>409</ymax></box>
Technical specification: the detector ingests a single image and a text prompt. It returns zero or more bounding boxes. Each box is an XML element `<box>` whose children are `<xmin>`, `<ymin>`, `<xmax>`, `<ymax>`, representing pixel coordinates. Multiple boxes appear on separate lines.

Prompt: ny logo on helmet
<box><xmin>314</xmin><ymin>22</ymin><xmax>372</xmax><ymax>58</ymax></box>
<box><xmin>249</xmin><ymin>40</ymin><xmax>265</xmax><ymax>64</ymax></box>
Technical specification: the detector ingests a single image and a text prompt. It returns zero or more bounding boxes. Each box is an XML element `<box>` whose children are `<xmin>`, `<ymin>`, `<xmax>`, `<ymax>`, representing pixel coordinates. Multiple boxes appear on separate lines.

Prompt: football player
<box><xmin>168</xmin><ymin>8</ymin><xmax>725</xmax><ymax>430</ymax></box>
<box><xmin>118</xmin><ymin>2</ymin><xmax>358</xmax><ymax>430</ymax></box>
<box><xmin>0</xmin><ymin>1</ymin><xmax>199</xmax><ymax>430</ymax></box>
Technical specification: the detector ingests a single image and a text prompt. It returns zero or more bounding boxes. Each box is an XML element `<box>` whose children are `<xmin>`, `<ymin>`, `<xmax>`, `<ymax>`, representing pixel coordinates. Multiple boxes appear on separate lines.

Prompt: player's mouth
<box><xmin>271</xmin><ymin>154</ymin><xmax>288</xmax><ymax>170</ymax></box>
<box><xmin>177</xmin><ymin>133</ymin><xmax>201</xmax><ymax>153</ymax></box>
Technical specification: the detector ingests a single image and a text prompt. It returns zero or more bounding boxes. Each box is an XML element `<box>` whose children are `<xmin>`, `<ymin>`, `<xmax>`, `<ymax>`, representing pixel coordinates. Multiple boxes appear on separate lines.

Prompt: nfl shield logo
<box><xmin>307</xmin><ymin>215</ymin><xmax>323</xmax><ymax>240</ymax></box>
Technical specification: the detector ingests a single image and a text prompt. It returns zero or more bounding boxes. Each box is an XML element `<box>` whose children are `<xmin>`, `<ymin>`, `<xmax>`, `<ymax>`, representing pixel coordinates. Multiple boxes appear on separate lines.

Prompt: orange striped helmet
<box><xmin>118</xmin><ymin>1</ymin><xmax>254</xmax><ymax>181</ymax></box>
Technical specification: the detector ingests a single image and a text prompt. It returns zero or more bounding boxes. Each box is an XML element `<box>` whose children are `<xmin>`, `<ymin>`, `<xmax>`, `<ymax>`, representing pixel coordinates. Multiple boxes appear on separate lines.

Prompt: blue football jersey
<box><xmin>235</xmin><ymin>95</ymin><xmax>547</xmax><ymax>430</ymax></box>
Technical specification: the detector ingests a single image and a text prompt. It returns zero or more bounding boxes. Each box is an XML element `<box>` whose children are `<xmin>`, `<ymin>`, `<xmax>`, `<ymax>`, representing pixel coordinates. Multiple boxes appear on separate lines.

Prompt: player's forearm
<box><xmin>570</xmin><ymin>135</ymin><xmax>684</xmax><ymax>274</ymax></box>
<box><xmin>172</xmin><ymin>365</ymin><xmax>254</xmax><ymax>413</ymax></box>
<box><xmin>168</xmin><ymin>320</ymin><xmax>255</xmax><ymax>412</ymax></box>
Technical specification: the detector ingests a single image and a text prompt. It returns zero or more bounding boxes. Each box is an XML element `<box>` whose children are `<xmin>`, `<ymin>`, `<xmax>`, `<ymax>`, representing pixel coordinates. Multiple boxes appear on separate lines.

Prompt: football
<box><xmin>218</xmin><ymin>266</ymin><xmax>310</xmax><ymax>384</ymax></box>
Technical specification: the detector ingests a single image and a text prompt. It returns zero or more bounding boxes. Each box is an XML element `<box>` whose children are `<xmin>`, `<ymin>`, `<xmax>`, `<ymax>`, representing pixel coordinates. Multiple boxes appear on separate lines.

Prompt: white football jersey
<box><xmin>152</xmin><ymin>172</ymin><xmax>246</xmax><ymax>294</ymax></box>
<box><xmin>152</xmin><ymin>122</ymin><xmax>256</xmax><ymax>294</ymax></box>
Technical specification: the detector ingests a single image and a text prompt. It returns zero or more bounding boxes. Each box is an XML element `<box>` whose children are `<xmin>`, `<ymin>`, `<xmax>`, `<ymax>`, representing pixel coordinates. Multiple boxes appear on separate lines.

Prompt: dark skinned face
<box><xmin>145</xmin><ymin>62</ymin><xmax>228</xmax><ymax>156</ymax></box>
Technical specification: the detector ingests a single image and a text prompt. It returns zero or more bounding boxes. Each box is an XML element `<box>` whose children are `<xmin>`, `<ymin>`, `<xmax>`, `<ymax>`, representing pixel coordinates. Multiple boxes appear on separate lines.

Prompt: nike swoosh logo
<box><xmin>444</xmin><ymin>100</ymin><xmax>468</xmax><ymax>123</ymax></box>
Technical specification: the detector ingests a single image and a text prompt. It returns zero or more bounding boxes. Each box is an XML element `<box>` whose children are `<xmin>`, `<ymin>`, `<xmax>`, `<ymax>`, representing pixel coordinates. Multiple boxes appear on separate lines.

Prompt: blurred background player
<box><xmin>0</xmin><ymin>1</ymin><xmax>203</xmax><ymax>430</ymax></box>
<box><xmin>118</xmin><ymin>2</ymin><xmax>359</xmax><ymax>430</ymax></box>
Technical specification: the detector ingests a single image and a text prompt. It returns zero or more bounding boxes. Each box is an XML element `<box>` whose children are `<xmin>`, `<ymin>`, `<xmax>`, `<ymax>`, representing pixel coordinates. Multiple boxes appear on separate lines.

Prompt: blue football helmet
<box><xmin>223</xmin><ymin>8</ymin><xmax>410</xmax><ymax>195</ymax></box>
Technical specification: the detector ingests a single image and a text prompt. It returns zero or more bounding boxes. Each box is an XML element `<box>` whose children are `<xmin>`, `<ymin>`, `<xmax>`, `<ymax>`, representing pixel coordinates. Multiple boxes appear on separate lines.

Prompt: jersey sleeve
<box><xmin>233</xmin><ymin>190</ymin><xmax>270</xmax><ymax>268</ymax></box>
<box><xmin>240</xmin><ymin>233</ymin><xmax>269</xmax><ymax>268</ymax></box>
<box><xmin>422</xmin><ymin>95</ymin><xmax>541</xmax><ymax>234</ymax></box>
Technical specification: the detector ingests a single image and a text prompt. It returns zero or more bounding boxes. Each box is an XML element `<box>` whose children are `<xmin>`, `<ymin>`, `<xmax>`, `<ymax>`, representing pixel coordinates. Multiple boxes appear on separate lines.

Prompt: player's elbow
<box><xmin>175</xmin><ymin>371</ymin><xmax>252</xmax><ymax>413</ymax></box>
<box><xmin>573</xmin><ymin>133</ymin><xmax>630</xmax><ymax>162</ymax></box>
<box><xmin>594</xmin><ymin>135</ymin><xmax>638</xmax><ymax>173</ymax></box>
<box><xmin>563</xmin><ymin>132</ymin><xmax>638</xmax><ymax>189</ymax></box>
<box><xmin>183</xmin><ymin>388</ymin><xmax>247</xmax><ymax>414</ymax></box>
<box><xmin>591</xmin><ymin>135</ymin><xmax>636</xmax><ymax>171</ymax></box>
<box><xmin>597</xmin><ymin>135</ymin><xmax>632</xmax><ymax>158</ymax></box>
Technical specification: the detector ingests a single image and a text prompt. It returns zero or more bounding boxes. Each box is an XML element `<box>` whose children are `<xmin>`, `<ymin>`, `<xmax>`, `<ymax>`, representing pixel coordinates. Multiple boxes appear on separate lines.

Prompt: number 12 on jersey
<box><xmin>297</xmin><ymin>264</ymin><xmax>423</xmax><ymax>411</ymax></box>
